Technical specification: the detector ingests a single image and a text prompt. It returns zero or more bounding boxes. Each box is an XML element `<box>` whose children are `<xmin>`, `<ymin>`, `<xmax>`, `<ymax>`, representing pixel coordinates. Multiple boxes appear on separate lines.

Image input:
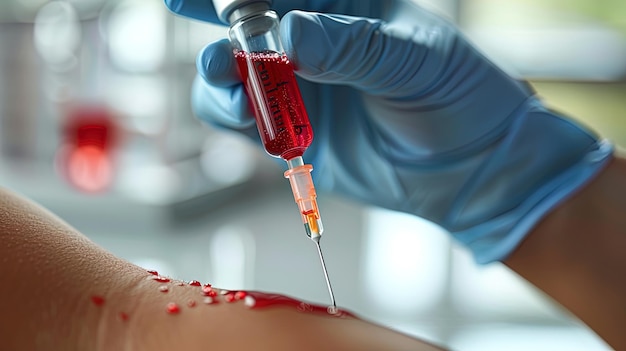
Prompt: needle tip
<box><xmin>315</xmin><ymin>241</ymin><xmax>337</xmax><ymax>308</ymax></box>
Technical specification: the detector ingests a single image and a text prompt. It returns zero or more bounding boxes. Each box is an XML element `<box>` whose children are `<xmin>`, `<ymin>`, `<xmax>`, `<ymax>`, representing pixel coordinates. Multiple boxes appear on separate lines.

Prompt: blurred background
<box><xmin>1</xmin><ymin>0</ymin><xmax>624</xmax><ymax>350</ymax></box>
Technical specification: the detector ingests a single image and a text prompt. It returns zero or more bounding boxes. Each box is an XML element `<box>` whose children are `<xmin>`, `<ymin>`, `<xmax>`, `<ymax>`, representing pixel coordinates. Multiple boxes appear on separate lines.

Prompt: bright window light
<box><xmin>105</xmin><ymin>75</ymin><xmax>166</xmax><ymax>135</ymax></box>
<box><xmin>34</xmin><ymin>1</ymin><xmax>80</xmax><ymax>70</ymax></box>
<box><xmin>450</xmin><ymin>246</ymin><xmax>567</xmax><ymax>320</ymax></box>
<box><xmin>361</xmin><ymin>208</ymin><xmax>450</xmax><ymax>318</ymax></box>
<box><xmin>209</xmin><ymin>225</ymin><xmax>256</xmax><ymax>291</ymax></box>
<box><xmin>106</xmin><ymin>0</ymin><xmax>166</xmax><ymax>72</ymax></box>
<box><xmin>448</xmin><ymin>324</ymin><xmax>611</xmax><ymax>351</ymax></box>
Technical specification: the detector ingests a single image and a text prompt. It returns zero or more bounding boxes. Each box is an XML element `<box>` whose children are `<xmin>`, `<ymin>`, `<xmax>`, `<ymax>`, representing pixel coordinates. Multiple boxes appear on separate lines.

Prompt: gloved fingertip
<box><xmin>163</xmin><ymin>0</ymin><xmax>182</xmax><ymax>13</ymax></box>
<box><xmin>196</xmin><ymin>38</ymin><xmax>241</xmax><ymax>87</ymax></box>
<box><xmin>163</xmin><ymin>0</ymin><xmax>222</xmax><ymax>24</ymax></box>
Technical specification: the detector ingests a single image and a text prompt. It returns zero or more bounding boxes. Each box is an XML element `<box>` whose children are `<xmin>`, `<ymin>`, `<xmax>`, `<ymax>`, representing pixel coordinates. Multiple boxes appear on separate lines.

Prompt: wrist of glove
<box><xmin>330</xmin><ymin>97</ymin><xmax>612</xmax><ymax>264</ymax></box>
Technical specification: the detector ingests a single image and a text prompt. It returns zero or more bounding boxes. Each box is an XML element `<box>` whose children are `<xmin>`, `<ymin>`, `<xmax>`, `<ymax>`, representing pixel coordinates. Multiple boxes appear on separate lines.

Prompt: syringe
<box><xmin>212</xmin><ymin>0</ymin><xmax>336</xmax><ymax>310</ymax></box>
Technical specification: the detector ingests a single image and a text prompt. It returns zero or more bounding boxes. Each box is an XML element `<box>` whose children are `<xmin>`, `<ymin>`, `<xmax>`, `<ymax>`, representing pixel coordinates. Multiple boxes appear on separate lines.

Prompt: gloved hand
<box><xmin>165</xmin><ymin>0</ymin><xmax>613</xmax><ymax>264</ymax></box>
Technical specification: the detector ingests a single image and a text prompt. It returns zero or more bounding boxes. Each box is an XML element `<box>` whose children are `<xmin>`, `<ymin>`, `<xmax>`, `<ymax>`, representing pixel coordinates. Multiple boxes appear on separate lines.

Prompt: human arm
<box><xmin>505</xmin><ymin>154</ymin><xmax>626</xmax><ymax>350</ymax></box>
<box><xmin>0</xmin><ymin>186</ymin><xmax>445</xmax><ymax>351</ymax></box>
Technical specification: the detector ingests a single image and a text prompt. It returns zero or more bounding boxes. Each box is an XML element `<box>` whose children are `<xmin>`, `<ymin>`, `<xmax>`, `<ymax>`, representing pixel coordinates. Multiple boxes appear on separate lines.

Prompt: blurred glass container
<box><xmin>55</xmin><ymin>103</ymin><xmax>120</xmax><ymax>193</ymax></box>
<box><xmin>0</xmin><ymin>22</ymin><xmax>39</xmax><ymax>167</ymax></box>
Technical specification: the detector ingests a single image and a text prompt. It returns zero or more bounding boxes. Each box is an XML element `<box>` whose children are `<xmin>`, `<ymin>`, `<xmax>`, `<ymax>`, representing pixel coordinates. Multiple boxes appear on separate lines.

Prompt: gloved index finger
<box><xmin>164</xmin><ymin>0</ymin><xmax>222</xmax><ymax>24</ymax></box>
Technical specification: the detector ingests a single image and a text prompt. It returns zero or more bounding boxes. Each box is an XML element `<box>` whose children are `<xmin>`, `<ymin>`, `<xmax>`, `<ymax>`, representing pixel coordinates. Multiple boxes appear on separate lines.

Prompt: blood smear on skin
<box><xmin>243</xmin><ymin>291</ymin><xmax>356</xmax><ymax>318</ymax></box>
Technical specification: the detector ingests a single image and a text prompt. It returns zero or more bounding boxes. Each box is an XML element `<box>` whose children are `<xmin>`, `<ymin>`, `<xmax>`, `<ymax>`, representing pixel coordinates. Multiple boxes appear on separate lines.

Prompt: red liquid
<box><xmin>152</xmin><ymin>276</ymin><xmax>171</xmax><ymax>283</ymax></box>
<box><xmin>59</xmin><ymin>104</ymin><xmax>118</xmax><ymax>193</ymax></box>
<box><xmin>90</xmin><ymin>295</ymin><xmax>105</xmax><ymax>306</ymax></box>
<box><xmin>147</xmin><ymin>270</ymin><xmax>159</xmax><ymax>276</ymax></box>
<box><xmin>188</xmin><ymin>280</ymin><xmax>201</xmax><ymax>287</ymax></box>
<box><xmin>235</xmin><ymin>50</ymin><xmax>313</xmax><ymax>161</ymax></box>
<box><xmin>234</xmin><ymin>291</ymin><xmax>247</xmax><ymax>300</ymax></box>
<box><xmin>202</xmin><ymin>286</ymin><xmax>217</xmax><ymax>297</ymax></box>
<box><xmin>166</xmin><ymin>302</ymin><xmax>180</xmax><ymax>314</ymax></box>
<box><xmin>242</xmin><ymin>291</ymin><xmax>355</xmax><ymax>319</ymax></box>
<box><xmin>63</xmin><ymin>105</ymin><xmax>117</xmax><ymax>150</ymax></box>
<box><xmin>118</xmin><ymin>312</ymin><xmax>129</xmax><ymax>321</ymax></box>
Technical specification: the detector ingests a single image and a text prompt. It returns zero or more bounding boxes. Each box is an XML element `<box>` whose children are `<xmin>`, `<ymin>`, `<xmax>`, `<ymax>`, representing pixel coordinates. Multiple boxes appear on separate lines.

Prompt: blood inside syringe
<box><xmin>234</xmin><ymin>50</ymin><xmax>313</xmax><ymax>161</ymax></box>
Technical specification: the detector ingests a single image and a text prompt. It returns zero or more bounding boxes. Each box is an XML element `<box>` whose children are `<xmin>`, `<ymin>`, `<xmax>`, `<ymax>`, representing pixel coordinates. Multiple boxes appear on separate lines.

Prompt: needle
<box><xmin>314</xmin><ymin>240</ymin><xmax>336</xmax><ymax>311</ymax></box>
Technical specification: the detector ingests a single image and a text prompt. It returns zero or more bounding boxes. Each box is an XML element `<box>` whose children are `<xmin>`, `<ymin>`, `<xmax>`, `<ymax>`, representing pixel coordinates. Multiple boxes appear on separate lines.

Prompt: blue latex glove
<box><xmin>165</xmin><ymin>0</ymin><xmax>613</xmax><ymax>264</ymax></box>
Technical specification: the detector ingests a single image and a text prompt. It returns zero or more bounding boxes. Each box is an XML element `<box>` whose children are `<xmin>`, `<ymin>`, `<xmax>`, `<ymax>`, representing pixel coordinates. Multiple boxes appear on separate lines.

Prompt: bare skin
<box><xmin>505</xmin><ymin>154</ymin><xmax>626</xmax><ymax>350</ymax></box>
<box><xmin>0</xmin><ymin>186</ymin><xmax>444</xmax><ymax>351</ymax></box>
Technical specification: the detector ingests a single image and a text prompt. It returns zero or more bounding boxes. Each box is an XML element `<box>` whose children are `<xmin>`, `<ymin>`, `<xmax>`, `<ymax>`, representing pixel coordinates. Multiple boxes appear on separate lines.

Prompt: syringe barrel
<box><xmin>226</xmin><ymin>4</ymin><xmax>313</xmax><ymax>161</ymax></box>
<box><xmin>214</xmin><ymin>0</ymin><xmax>322</xmax><ymax>239</ymax></box>
<box><xmin>284</xmin><ymin>163</ymin><xmax>324</xmax><ymax>241</ymax></box>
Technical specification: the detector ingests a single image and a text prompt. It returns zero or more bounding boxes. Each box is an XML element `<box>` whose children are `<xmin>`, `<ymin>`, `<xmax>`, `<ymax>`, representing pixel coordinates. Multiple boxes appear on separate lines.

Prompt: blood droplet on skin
<box><xmin>166</xmin><ymin>303</ymin><xmax>180</xmax><ymax>314</ymax></box>
<box><xmin>202</xmin><ymin>286</ymin><xmax>217</xmax><ymax>297</ymax></box>
<box><xmin>158</xmin><ymin>285</ymin><xmax>169</xmax><ymax>293</ymax></box>
<box><xmin>147</xmin><ymin>270</ymin><xmax>159</xmax><ymax>276</ymax></box>
<box><xmin>152</xmin><ymin>276</ymin><xmax>171</xmax><ymax>283</ymax></box>
<box><xmin>187</xmin><ymin>300</ymin><xmax>197</xmax><ymax>308</ymax></box>
<box><xmin>234</xmin><ymin>291</ymin><xmax>247</xmax><ymax>300</ymax></box>
<box><xmin>188</xmin><ymin>280</ymin><xmax>201</xmax><ymax>286</ymax></box>
<box><xmin>91</xmin><ymin>295</ymin><xmax>105</xmax><ymax>306</ymax></box>
<box><xmin>119</xmin><ymin>312</ymin><xmax>129</xmax><ymax>321</ymax></box>
<box><xmin>203</xmin><ymin>283</ymin><xmax>212</xmax><ymax>288</ymax></box>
